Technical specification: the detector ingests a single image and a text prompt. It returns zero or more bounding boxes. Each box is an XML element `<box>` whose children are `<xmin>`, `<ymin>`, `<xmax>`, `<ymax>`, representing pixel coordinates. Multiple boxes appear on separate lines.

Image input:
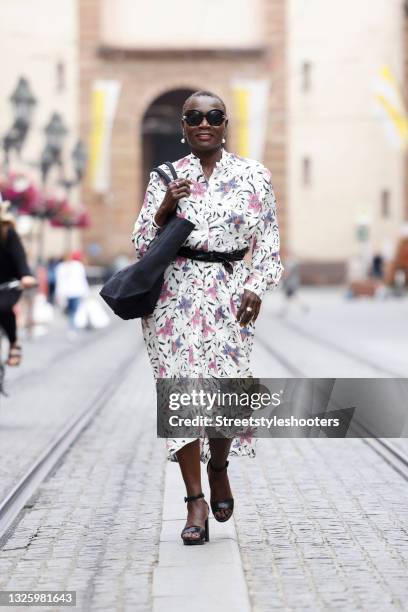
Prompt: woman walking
<box><xmin>0</xmin><ymin>200</ymin><xmax>37</xmax><ymax>366</ymax></box>
<box><xmin>132</xmin><ymin>91</ymin><xmax>283</xmax><ymax>544</ymax></box>
<box><xmin>55</xmin><ymin>250</ymin><xmax>89</xmax><ymax>337</ymax></box>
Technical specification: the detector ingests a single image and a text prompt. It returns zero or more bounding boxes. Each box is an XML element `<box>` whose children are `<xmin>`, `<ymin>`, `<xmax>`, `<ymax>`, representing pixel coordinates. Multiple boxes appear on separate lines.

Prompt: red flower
<box><xmin>50</xmin><ymin>201</ymin><xmax>91</xmax><ymax>229</ymax></box>
<box><xmin>0</xmin><ymin>172</ymin><xmax>38</xmax><ymax>213</ymax></box>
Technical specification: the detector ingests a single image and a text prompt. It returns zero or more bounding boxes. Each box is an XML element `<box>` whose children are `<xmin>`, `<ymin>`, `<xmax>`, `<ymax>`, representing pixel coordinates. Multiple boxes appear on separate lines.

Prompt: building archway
<box><xmin>142</xmin><ymin>88</ymin><xmax>195</xmax><ymax>189</ymax></box>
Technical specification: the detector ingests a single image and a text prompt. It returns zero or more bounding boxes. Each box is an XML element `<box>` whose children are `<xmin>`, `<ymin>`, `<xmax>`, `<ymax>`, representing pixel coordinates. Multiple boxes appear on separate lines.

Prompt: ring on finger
<box><xmin>246</xmin><ymin>306</ymin><xmax>253</xmax><ymax>312</ymax></box>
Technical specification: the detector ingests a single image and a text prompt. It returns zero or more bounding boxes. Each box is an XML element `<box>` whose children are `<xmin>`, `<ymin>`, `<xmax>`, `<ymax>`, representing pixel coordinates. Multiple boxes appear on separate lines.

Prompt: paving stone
<box><xmin>231</xmin><ymin>437</ymin><xmax>408</xmax><ymax>611</ymax></box>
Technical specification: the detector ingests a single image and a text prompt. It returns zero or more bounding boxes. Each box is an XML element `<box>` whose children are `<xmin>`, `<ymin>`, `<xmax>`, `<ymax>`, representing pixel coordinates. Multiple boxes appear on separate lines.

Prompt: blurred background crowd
<box><xmin>1</xmin><ymin>0</ymin><xmax>408</xmax><ymax>341</ymax></box>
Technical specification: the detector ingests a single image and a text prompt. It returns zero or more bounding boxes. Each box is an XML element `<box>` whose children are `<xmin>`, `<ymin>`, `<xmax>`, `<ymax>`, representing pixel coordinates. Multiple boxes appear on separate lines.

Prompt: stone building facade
<box><xmin>287</xmin><ymin>0</ymin><xmax>406</xmax><ymax>283</ymax></box>
<box><xmin>79</xmin><ymin>0</ymin><xmax>287</xmax><ymax>264</ymax></box>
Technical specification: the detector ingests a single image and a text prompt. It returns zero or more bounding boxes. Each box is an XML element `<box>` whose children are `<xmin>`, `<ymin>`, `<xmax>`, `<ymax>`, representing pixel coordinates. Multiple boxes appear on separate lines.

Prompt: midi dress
<box><xmin>131</xmin><ymin>148</ymin><xmax>283</xmax><ymax>462</ymax></box>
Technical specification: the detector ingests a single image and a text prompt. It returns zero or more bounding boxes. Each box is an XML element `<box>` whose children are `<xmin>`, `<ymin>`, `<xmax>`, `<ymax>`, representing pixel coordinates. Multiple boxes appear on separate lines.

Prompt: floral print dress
<box><xmin>131</xmin><ymin>148</ymin><xmax>283</xmax><ymax>462</ymax></box>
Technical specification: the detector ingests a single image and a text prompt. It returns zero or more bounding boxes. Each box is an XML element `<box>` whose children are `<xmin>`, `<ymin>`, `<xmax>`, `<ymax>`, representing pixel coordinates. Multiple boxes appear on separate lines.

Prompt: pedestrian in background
<box><xmin>132</xmin><ymin>90</ymin><xmax>283</xmax><ymax>545</ymax></box>
<box><xmin>46</xmin><ymin>257</ymin><xmax>59</xmax><ymax>305</ymax></box>
<box><xmin>55</xmin><ymin>250</ymin><xmax>89</xmax><ymax>337</ymax></box>
<box><xmin>279</xmin><ymin>251</ymin><xmax>309</xmax><ymax>315</ymax></box>
<box><xmin>0</xmin><ymin>200</ymin><xmax>37</xmax><ymax>365</ymax></box>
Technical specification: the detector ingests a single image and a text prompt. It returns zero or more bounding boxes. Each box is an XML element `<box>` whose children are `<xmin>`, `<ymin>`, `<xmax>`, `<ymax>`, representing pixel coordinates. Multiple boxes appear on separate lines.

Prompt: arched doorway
<box><xmin>142</xmin><ymin>88</ymin><xmax>194</xmax><ymax>189</ymax></box>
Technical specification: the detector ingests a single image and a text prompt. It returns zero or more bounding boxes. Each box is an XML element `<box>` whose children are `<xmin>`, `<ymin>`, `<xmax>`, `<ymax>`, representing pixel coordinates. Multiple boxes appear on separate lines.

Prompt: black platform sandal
<box><xmin>207</xmin><ymin>460</ymin><xmax>234</xmax><ymax>523</ymax></box>
<box><xmin>181</xmin><ymin>492</ymin><xmax>210</xmax><ymax>546</ymax></box>
<box><xmin>7</xmin><ymin>343</ymin><xmax>22</xmax><ymax>367</ymax></box>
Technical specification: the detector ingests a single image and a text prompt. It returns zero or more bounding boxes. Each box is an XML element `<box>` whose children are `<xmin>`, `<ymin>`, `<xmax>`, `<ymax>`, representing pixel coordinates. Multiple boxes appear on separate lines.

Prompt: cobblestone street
<box><xmin>0</xmin><ymin>289</ymin><xmax>408</xmax><ymax>611</ymax></box>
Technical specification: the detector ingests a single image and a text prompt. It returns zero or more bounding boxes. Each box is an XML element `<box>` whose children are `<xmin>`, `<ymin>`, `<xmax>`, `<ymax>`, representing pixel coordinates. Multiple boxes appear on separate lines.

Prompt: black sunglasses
<box><xmin>182</xmin><ymin>109</ymin><xmax>226</xmax><ymax>127</ymax></box>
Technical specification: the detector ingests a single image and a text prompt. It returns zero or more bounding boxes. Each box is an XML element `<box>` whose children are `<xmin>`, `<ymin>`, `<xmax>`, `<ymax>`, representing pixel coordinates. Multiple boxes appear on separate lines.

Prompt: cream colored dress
<box><xmin>131</xmin><ymin>149</ymin><xmax>283</xmax><ymax>462</ymax></box>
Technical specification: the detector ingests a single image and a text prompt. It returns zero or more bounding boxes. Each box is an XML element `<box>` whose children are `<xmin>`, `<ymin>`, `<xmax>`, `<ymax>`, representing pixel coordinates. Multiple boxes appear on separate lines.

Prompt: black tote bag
<box><xmin>100</xmin><ymin>162</ymin><xmax>195</xmax><ymax>320</ymax></box>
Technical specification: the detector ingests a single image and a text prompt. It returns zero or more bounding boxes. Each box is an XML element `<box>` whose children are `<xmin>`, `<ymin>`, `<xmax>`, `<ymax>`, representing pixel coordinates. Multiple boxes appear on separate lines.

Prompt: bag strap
<box><xmin>151</xmin><ymin>161</ymin><xmax>178</xmax><ymax>185</ymax></box>
<box><xmin>163</xmin><ymin>161</ymin><xmax>178</xmax><ymax>180</ymax></box>
<box><xmin>151</xmin><ymin>162</ymin><xmax>181</xmax><ymax>223</ymax></box>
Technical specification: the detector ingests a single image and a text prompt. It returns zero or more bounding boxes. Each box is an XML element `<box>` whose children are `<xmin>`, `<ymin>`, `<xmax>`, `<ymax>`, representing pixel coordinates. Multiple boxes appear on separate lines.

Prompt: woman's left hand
<box><xmin>236</xmin><ymin>289</ymin><xmax>261</xmax><ymax>327</ymax></box>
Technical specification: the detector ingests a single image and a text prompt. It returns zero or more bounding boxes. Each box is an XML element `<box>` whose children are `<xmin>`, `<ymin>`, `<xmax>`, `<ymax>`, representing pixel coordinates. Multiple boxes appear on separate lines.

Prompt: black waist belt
<box><xmin>177</xmin><ymin>246</ymin><xmax>249</xmax><ymax>273</ymax></box>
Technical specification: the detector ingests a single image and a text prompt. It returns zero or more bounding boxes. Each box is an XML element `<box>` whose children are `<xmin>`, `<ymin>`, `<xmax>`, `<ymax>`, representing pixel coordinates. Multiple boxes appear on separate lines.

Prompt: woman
<box><xmin>132</xmin><ymin>90</ymin><xmax>283</xmax><ymax>544</ymax></box>
<box><xmin>0</xmin><ymin>200</ymin><xmax>37</xmax><ymax>366</ymax></box>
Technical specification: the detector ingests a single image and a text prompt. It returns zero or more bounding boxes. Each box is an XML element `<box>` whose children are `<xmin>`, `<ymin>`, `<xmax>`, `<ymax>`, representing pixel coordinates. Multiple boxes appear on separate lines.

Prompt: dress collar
<box><xmin>189</xmin><ymin>147</ymin><xmax>230</xmax><ymax>172</ymax></box>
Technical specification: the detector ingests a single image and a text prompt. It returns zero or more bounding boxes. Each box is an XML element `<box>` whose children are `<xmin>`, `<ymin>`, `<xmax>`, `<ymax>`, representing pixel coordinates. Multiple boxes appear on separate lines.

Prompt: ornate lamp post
<box><xmin>1</xmin><ymin>90</ymin><xmax>88</xmax><ymax>263</ymax></box>
<box><xmin>40</xmin><ymin>127</ymin><xmax>88</xmax><ymax>258</ymax></box>
<box><xmin>35</xmin><ymin>112</ymin><xmax>68</xmax><ymax>262</ymax></box>
<box><xmin>2</xmin><ymin>77</ymin><xmax>37</xmax><ymax>166</ymax></box>
<box><xmin>40</xmin><ymin>113</ymin><xmax>68</xmax><ymax>184</ymax></box>
<box><xmin>55</xmin><ymin>138</ymin><xmax>88</xmax><ymax>254</ymax></box>
<box><xmin>60</xmin><ymin>139</ymin><xmax>87</xmax><ymax>192</ymax></box>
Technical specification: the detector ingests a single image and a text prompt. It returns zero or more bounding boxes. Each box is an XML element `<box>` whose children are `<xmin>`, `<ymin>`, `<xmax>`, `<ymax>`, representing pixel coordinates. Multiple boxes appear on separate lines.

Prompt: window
<box><xmin>381</xmin><ymin>190</ymin><xmax>390</xmax><ymax>218</ymax></box>
<box><xmin>101</xmin><ymin>0</ymin><xmax>263</xmax><ymax>49</ymax></box>
<box><xmin>302</xmin><ymin>157</ymin><xmax>311</xmax><ymax>186</ymax></box>
<box><xmin>302</xmin><ymin>62</ymin><xmax>311</xmax><ymax>92</ymax></box>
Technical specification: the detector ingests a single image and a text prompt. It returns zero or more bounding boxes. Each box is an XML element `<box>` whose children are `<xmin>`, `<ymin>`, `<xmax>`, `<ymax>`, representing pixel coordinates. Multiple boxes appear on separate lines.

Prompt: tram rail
<box><xmin>0</xmin><ymin>352</ymin><xmax>139</xmax><ymax>546</ymax></box>
<box><xmin>257</xmin><ymin>325</ymin><xmax>408</xmax><ymax>481</ymax></box>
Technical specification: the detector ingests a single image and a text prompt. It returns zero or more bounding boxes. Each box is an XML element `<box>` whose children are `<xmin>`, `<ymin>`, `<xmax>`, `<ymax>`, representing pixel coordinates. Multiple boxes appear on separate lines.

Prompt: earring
<box><xmin>181</xmin><ymin>136</ymin><xmax>186</xmax><ymax>144</ymax></box>
<box><xmin>222</xmin><ymin>138</ymin><xmax>226</xmax><ymax>144</ymax></box>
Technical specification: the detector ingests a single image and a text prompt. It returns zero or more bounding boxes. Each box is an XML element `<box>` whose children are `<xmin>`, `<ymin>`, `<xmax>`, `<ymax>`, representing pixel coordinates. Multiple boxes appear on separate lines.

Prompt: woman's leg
<box><xmin>208</xmin><ymin>437</ymin><xmax>234</xmax><ymax>521</ymax></box>
<box><xmin>176</xmin><ymin>439</ymin><xmax>208</xmax><ymax>541</ymax></box>
<box><xmin>67</xmin><ymin>297</ymin><xmax>80</xmax><ymax>330</ymax></box>
<box><xmin>0</xmin><ymin>310</ymin><xmax>17</xmax><ymax>344</ymax></box>
<box><xmin>208</xmin><ymin>437</ymin><xmax>232</xmax><ymax>467</ymax></box>
<box><xmin>0</xmin><ymin>310</ymin><xmax>21</xmax><ymax>366</ymax></box>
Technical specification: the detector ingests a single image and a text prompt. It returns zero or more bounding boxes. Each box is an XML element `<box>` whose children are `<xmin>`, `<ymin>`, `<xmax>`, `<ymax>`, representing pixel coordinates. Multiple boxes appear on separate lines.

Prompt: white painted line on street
<box><xmin>153</xmin><ymin>461</ymin><xmax>251</xmax><ymax>612</ymax></box>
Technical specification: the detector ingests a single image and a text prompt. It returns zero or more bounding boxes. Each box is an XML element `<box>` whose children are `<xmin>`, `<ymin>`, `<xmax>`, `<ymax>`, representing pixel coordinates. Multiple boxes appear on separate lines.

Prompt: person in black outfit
<box><xmin>0</xmin><ymin>200</ymin><xmax>36</xmax><ymax>366</ymax></box>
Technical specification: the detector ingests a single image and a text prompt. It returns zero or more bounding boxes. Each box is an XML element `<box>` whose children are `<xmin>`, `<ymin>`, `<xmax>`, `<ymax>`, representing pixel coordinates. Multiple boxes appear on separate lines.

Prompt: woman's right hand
<box><xmin>154</xmin><ymin>179</ymin><xmax>192</xmax><ymax>227</ymax></box>
<box><xmin>20</xmin><ymin>275</ymin><xmax>37</xmax><ymax>289</ymax></box>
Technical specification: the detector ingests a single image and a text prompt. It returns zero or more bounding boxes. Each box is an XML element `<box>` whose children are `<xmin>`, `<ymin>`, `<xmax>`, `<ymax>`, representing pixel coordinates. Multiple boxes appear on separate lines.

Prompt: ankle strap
<box><xmin>208</xmin><ymin>460</ymin><xmax>229</xmax><ymax>472</ymax></box>
<box><xmin>184</xmin><ymin>492</ymin><xmax>204</xmax><ymax>503</ymax></box>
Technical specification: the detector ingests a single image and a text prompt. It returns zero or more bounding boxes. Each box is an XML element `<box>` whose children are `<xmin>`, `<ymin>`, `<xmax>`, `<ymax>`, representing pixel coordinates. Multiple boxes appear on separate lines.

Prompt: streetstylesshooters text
<box><xmin>167</xmin><ymin>389</ymin><xmax>341</xmax><ymax>429</ymax></box>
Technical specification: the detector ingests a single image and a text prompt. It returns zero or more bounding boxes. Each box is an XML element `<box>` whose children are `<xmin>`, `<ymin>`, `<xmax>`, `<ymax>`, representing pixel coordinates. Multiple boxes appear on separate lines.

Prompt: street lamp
<box><xmin>40</xmin><ymin>113</ymin><xmax>68</xmax><ymax>183</ymax></box>
<box><xmin>12</xmin><ymin>78</ymin><xmax>37</xmax><ymax>123</ymax></box>
<box><xmin>2</xmin><ymin>77</ymin><xmax>37</xmax><ymax>162</ymax></box>
<box><xmin>71</xmin><ymin>140</ymin><xmax>87</xmax><ymax>183</ymax></box>
<box><xmin>59</xmin><ymin>140</ymin><xmax>87</xmax><ymax>192</ymax></box>
<box><xmin>36</xmin><ymin>112</ymin><xmax>67</xmax><ymax>264</ymax></box>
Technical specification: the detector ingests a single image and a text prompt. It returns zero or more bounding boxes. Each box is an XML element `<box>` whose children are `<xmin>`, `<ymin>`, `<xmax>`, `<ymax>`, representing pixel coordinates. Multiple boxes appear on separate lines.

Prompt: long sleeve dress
<box><xmin>131</xmin><ymin>149</ymin><xmax>283</xmax><ymax>462</ymax></box>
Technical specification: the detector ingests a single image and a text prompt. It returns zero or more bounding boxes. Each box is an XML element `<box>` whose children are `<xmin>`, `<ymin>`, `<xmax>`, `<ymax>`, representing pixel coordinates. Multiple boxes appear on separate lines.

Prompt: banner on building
<box><xmin>232</xmin><ymin>79</ymin><xmax>270</xmax><ymax>161</ymax></box>
<box><xmin>373</xmin><ymin>66</ymin><xmax>408</xmax><ymax>149</ymax></box>
<box><xmin>89</xmin><ymin>80</ymin><xmax>121</xmax><ymax>193</ymax></box>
